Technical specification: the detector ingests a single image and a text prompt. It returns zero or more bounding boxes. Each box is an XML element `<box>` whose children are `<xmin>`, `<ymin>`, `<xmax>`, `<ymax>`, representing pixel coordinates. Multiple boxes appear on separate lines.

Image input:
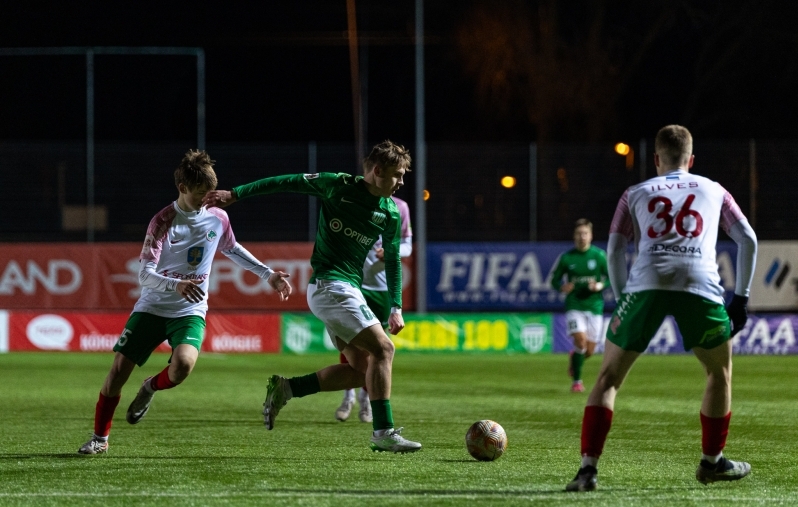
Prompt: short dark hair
<box><xmin>655</xmin><ymin>125</ymin><xmax>693</xmax><ymax>166</ymax></box>
<box><xmin>574</xmin><ymin>218</ymin><xmax>593</xmax><ymax>231</ymax></box>
<box><xmin>363</xmin><ymin>140</ymin><xmax>412</xmax><ymax>174</ymax></box>
<box><xmin>175</xmin><ymin>150</ymin><xmax>218</xmax><ymax>191</ymax></box>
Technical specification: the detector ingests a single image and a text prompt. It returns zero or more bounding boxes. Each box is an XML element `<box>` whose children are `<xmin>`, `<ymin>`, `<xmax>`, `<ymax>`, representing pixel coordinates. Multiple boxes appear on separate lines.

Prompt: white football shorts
<box><xmin>565</xmin><ymin>310</ymin><xmax>605</xmax><ymax>343</ymax></box>
<box><xmin>307</xmin><ymin>279</ymin><xmax>381</xmax><ymax>351</ymax></box>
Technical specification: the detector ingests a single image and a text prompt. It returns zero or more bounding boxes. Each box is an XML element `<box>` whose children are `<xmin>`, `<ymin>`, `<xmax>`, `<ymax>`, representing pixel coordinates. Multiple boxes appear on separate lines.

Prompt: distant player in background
<box><xmin>335</xmin><ymin>194</ymin><xmax>412</xmax><ymax>423</ymax></box>
<box><xmin>551</xmin><ymin>219</ymin><xmax>609</xmax><ymax>392</ymax></box>
<box><xmin>566</xmin><ymin>125</ymin><xmax>757</xmax><ymax>491</ymax></box>
<box><xmin>78</xmin><ymin>150</ymin><xmax>292</xmax><ymax>455</ymax></box>
<box><xmin>203</xmin><ymin>140</ymin><xmax>422</xmax><ymax>453</ymax></box>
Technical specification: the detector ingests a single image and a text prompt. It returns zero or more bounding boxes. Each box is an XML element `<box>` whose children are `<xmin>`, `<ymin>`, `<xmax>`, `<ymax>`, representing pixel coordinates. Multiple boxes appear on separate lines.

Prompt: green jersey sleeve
<box><xmin>233</xmin><ymin>172</ymin><xmax>340</xmax><ymax>200</ymax></box>
<box><xmin>550</xmin><ymin>254</ymin><xmax>567</xmax><ymax>291</ymax></box>
<box><xmin>382</xmin><ymin>205</ymin><xmax>403</xmax><ymax>308</ymax></box>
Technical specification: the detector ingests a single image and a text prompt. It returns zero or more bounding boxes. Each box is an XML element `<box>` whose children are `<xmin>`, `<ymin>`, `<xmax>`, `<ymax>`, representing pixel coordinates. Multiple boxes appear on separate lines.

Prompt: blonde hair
<box><xmin>175</xmin><ymin>150</ymin><xmax>218</xmax><ymax>191</ymax></box>
<box><xmin>362</xmin><ymin>140</ymin><xmax>412</xmax><ymax>174</ymax></box>
<box><xmin>574</xmin><ymin>218</ymin><xmax>593</xmax><ymax>231</ymax></box>
<box><xmin>655</xmin><ymin>125</ymin><xmax>693</xmax><ymax>166</ymax></box>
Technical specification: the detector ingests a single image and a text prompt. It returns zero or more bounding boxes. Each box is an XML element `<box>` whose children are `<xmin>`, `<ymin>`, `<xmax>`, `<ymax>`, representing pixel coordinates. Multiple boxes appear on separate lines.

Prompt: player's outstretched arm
<box><xmin>267</xmin><ymin>271</ymin><xmax>292</xmax><ymax>301</ymax></box>
<box><xmin>221</xmin><ymin>243</ymin><xmax>292</xmax><ymax>301</ymax></box>
<box><xmin>203</xmin><ymin>189</ymin><xmax>237</xmax><ymax>208</ymax></box>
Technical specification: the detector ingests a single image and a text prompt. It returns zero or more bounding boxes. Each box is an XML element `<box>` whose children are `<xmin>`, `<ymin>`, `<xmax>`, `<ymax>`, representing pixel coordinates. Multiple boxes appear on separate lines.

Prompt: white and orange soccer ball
<box><xmin>465</xmin><ymin>419</ymin><xmax>507</xmax><ymax>461</ymax></box>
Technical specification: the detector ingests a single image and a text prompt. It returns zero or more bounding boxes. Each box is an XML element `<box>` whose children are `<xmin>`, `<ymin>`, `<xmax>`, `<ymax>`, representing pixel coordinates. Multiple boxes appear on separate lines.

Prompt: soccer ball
<box><xmin>465</xmin><ymin>420</ymin><xmax>507</xmax><ymax>461</ymax></box>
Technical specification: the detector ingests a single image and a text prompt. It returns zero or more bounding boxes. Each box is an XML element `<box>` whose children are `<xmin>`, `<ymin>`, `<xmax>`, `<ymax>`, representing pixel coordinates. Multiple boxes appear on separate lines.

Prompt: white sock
<box><xmin>143</xmin><ymin>377</ymin><xmax>156</xmax><ymax>394</ymax></box>
<box><xmin>373</xmin><ymin>428</ymin><xmax>393</xmax><ymax>437</ymax></box>
<box><xmin>357</xmin><ymin>388</ymin><xmax>369</xmax><ymax>401</ymax></box>
<box><xmin>343</xmin><ymin>389</ymin><xmax>355</xmax><ymax>402</ymax></box>
<box><xmin>93</xmin><ymin>434</ymin><xmax>109</xmax><ymax>442</ymax></box>
<box><xmin>581</xmin><ymin>456</ymin><xmax>599</xmax><ymax>468</ymax></box>
<box><xmin>702</xmin><ymin>452</ymin><xmax>722</xmax><ymax>464</ymax></box>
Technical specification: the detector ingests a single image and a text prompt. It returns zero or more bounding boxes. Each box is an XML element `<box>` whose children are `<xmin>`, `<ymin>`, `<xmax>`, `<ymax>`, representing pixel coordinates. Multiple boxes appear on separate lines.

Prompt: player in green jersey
<box><xmin>551</xmin><ymin>219</ymin><xmax>609</xmax><ymax>392</ymax></box>
<box><xmin>202</xmin><ymin>140</ymin><xmax>421</xmax><ymax>453</ymax></box>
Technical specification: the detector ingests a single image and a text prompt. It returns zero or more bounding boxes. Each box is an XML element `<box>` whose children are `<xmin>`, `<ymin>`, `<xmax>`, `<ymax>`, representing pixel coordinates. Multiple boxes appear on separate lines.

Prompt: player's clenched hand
<box><xmin>560</xmin><ymin>282</ymin><xmax>575</xmax><ymax>295</ymax></box>
<box><xmin>388</xmin><ymin>311</ymin><xmax>404</xmax><ymax>335</ymax></box>
<box><xmin>375</xmin><ymin>248</ymin><xmax>385</xmax><ymax>261</ymax></box>
<box><xmin>588</xmin><ymin>281</ymin><xmax>605</xmax><ymax>292</ymax></box>
<box><xmin>727</xmin><ymin>294</ymin><xmax>749</xmax><ymax>336</ymax></box>
<box><xmin>202</xmin><ymin>190</ymin><xmax>236</xmax><ymax>208</ymax></box>
<box><xmin>268</xmin><ymin>271</ymin><xmax>292</xmax><ymax>301</ymax></box>
<box><xmin>177</xmin><ymin>280</ymin><xmax>205</xmax><ymax>303</ymax></box>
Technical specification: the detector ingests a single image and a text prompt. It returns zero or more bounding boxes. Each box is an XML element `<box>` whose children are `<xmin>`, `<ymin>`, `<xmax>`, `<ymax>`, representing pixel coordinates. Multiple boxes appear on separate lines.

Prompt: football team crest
<box><xmin>187</xmin><ymin>247</ymin><xmax>204</xmax><ymax>267</ymax></box>
<box><xmin>588</xmin><ymin>259</ymin><xmax>597</xmax><ymax>270</ymax></box>
<box><xmin>206</xmin><ymin>230</ymin><xmax>217</xmax><ymax>242</ymax></box>
<box><xmin>370</xmin><ymin>211</ymin><xmax>386</xmax><ymax>225</ymax></box>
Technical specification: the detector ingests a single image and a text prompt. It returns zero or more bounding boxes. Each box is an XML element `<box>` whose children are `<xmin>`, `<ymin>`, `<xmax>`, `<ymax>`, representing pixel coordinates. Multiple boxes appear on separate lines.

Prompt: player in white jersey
<box><xmin>78</xmin><ymin>150</ymin><xmax>292</xmax><ymax>455</ymax></box>
<box><xmin>566</xmin><ymin>125</ymin><xmax>758</xmax><ymax>491</ymax></box>
<box><xmin>335</xmin><ymin>196</ymin><xmax>412</xmax><ymax>423</ymax></box>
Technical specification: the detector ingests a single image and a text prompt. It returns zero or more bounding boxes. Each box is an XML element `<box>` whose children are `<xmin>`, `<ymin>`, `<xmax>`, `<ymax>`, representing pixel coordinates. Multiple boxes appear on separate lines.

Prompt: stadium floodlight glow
<box><xmin>615</xmin><ymin>143</ymin><xmax>631</xmax><ymax>156</ymax></box>
<box><xmin>423</xmin><ymin>189</ymin><xmax>430</xmax><ymax>201</ymax></box>
<box><xmin>500</xmin><ymin>176</ymin><xmax>516</xmax><ymax>188</ymax></box>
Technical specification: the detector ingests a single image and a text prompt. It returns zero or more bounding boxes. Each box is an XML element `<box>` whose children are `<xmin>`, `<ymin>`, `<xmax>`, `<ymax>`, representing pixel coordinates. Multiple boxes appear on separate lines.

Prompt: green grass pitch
<box><xmin>1</xmin><ymin>351</ymin><xmax>797</xmax><ymax>506</ymax></box>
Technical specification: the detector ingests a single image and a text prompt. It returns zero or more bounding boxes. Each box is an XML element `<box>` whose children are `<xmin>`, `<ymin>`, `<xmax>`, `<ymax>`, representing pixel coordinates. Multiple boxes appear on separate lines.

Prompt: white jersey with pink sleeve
<box><xmin>361</xmin><ymin>197</ymin><xmax>412</xmax><ymax>291</ymax></box>
<box><xmin>133</xmin><ymin>202</ymin><xmax>236</xmax><ymax>318</ymax></box>
<box><xmin>609</xmin><ymin>169</ymin><xmax>747</xmax><ymax>304</ymax></box>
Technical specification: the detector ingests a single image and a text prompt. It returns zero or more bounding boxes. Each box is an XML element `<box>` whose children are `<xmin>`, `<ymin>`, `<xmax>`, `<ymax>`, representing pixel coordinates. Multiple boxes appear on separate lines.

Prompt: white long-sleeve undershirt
<box><xmin>725</xmin><ymin>219</ymin><xmax>757</xmax><ymax>297</ymax></box>
<box><xmin>138</xmin><ymin>242</ymin><xmax>274</xmax><ymax>292</ymax></box>
<box><xmin>607</xmin><ymin>233</ymin><xmax>629</xmax><ymax>301</ymax></box>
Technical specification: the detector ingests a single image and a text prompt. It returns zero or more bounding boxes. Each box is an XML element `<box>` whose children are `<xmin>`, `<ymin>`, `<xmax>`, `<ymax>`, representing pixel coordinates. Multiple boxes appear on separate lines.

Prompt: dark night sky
<box><xmin>2</xmin><ymin>0</ymin><xmax>798</xmax><ymax>145</ymax></box>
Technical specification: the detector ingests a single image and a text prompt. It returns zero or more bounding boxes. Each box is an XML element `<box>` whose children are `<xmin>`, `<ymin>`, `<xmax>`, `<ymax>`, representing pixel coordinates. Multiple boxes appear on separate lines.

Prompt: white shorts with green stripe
<box><xmin>307</xmin><ymin>279</ymin><xmax>381</xmax><ymax>351</ymax></box>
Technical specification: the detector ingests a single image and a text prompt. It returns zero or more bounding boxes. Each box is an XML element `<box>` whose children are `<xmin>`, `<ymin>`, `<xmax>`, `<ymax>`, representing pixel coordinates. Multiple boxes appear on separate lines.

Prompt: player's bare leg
<box><xmin>692</xmin><ymin>340</ymin><xmax>750</xmax><ymax>484</ymax></box>
<box><xmin>79</xmin><ymin>353</ymin><xmax>136</xmax><ymax>454</ymax></box>
<box><xmin>317</xmin><ymin>345</ymin><xmax>368</xmax><ymax>390</ymax></box>
<box><xmin>348</xmin><ymin>324</ymin><xmax>420</xmax><ymax>453</ymax></box>
<box><xmin>567</xmin><ymin>341</ymin><xmax>640</xmax><ymax>491</ymax></box>
<box><xmin>127</xmin><ymin>344</ymin><xmax>198</xmax><ymax>424</ymax></box>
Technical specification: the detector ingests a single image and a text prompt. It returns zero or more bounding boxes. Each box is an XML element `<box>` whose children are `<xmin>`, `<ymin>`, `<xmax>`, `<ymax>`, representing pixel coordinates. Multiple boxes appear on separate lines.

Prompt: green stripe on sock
<box><xmin>370</xmin><ymin>399</ymin><xmax>394</xmax><ymax>432</ymax></box>
<box><xmin>287</xmin><ymin>373</ymin><xmax>320</xmax><ymax>398</ymax></box>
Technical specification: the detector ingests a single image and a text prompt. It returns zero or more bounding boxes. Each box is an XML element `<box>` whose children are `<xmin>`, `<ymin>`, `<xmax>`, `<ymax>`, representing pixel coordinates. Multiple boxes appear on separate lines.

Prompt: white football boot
<box><xmin>370</xmin><ymin>427</ymin><xmax>422</xmax><ymax>453</ymax></box>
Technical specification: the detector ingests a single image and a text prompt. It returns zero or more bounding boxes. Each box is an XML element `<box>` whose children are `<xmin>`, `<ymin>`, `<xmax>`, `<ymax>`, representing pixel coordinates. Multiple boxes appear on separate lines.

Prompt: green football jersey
<box><xmin>233</xmin><ymin>172</ymin><xmax>403</xmax><ymax>308</ymax></box>
<box><xmin>550</xmin><ymin>245</ymin><xmax>609</xmax><ymax>314</ymax></box>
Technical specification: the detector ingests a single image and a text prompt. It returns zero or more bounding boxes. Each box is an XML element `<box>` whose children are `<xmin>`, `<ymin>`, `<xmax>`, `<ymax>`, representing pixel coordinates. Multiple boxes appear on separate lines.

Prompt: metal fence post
<box><xmin>749</xmin><ymin>139</ymin><xmax>757</xmax><ymax>228</ymax></box>
<box><xmin>638</xmin><ymin>138</ymin><xmax>647</xmax><ymax>182</ymax></box>
<box><xmin>86</xmin><ymin>49</ymin><xmax>95</xmax><ymax>243</ymax></box>
<box><xmin>308</xmin><ymin>142</ymin><xmax>318</xmax><ymax>241</ymax></box>
<box><xmin>529</xmin><ymin>142</ymin><xmax>537</xmax><ymax>241</ymax></box>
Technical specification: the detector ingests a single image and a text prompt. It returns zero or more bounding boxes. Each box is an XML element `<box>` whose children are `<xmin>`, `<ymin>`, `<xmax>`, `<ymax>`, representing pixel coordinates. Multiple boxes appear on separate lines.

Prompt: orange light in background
<box><xmin>423</xmin><ymin>189</ymin><xmax>430</xmax><ymax>201</ymax></box>
<box><xmin>614</xmin><ymin>143</ymin><xmax>635</xmax><ymax>170</ymax></box>
<box><xmin>500</xmin><ymin>176</ymin><xmax>516</xmax><ymax>188</ymax></box>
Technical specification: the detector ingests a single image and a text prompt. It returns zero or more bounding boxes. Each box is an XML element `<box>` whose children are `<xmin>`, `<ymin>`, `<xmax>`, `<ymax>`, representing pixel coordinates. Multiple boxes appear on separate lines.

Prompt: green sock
<box><xmin>370</xmin><ymin>399</ymin><xmax>394</xmax><ymax>432</ymax></box>
<box><xmin>572</xmin><ymin>352</ymin><xmax>586</xmax><ymax>382</ymax></box>
<box><xmin>287</xmin><ymin>373</ymin><xmax>320</xmax><ymax>398</ymax></box>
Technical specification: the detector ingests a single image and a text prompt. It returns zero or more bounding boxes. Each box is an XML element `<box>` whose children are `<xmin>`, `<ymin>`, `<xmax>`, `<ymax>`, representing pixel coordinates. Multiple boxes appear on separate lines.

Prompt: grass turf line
<box><xmin>0</xmin><ymin>352</ymin><xmax>796</xmax><ymax>506</ymax></box>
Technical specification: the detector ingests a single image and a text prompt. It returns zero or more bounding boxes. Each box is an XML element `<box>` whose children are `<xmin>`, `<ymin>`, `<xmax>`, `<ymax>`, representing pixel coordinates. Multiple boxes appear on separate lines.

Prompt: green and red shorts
<box><xmin>607</xmin><ymin>290</ymin><xmax>730</xmax><ymax>352</ymax></box>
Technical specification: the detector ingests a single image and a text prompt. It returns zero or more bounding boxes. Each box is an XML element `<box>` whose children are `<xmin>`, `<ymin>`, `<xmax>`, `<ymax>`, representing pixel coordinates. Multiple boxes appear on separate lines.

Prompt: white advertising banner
<box><xmin>750</xmin><ymin>241</ymin><xmax>798</xmax><ymax>311</ymax></box>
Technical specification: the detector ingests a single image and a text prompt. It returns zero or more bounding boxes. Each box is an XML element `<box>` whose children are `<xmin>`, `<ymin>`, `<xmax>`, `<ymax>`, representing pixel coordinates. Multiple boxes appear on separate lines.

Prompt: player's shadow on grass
<box><xmin>437</xmin><ymin>459</ymin><xmax>491</xmax><ymax>463</ymax></box>
<box><xmin>0</xmin><ymin>453</ymin><xmax>85</xmax><ymax>460</ymax></box>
